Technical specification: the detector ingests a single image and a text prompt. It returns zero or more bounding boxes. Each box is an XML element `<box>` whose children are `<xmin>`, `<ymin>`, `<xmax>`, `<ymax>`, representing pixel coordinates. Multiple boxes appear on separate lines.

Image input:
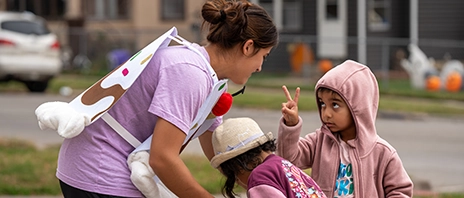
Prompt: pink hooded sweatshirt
<box><xmin>277</xmin><ymin>60</ymin><xmax>413</xmax><ymax>197</ymax></box>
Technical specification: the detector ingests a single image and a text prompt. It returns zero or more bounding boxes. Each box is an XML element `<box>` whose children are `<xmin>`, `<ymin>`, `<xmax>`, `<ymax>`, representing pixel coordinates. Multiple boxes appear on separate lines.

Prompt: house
<box><xmin>260</xmin><ymin>0</ymin><xmax>464</xmax><ymax>73</ymax></box>
<box><xmin>0</xmin><ymin>0</ymin><xmax>205</xmax><ymax>70</ymax></box>
<box><xmin>1</xmin><ymin>0</ymin><xmax>463</xmax><ymax>73</ymax></box>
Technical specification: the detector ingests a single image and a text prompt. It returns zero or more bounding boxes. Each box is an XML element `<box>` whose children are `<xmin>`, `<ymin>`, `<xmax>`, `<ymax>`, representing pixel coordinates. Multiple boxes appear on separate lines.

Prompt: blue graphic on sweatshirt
<box><xmin>334</xmin><ymin>162</ymin><xmax>354</xmax><ymax>198</ymax></box>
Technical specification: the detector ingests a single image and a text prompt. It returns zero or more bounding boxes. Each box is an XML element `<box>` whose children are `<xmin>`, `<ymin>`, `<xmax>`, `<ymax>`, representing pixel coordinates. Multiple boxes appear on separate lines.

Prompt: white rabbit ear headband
<box><xmin>210</xmin><ymin>117</ymin><xmax>273</xmax><ymax>168</ymax></box>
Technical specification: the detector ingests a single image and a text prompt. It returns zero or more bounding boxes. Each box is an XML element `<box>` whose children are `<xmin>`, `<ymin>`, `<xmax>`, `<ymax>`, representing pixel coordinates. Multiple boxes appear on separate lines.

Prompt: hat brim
<box><xmin>210</xmin><ymin>132</ymin><xmax>273</xmax><ymax>168</ymax></box>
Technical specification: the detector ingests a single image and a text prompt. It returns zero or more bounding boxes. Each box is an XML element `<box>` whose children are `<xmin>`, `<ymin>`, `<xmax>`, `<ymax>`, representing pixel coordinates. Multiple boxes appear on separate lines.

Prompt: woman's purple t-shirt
<box><xmin>56</xmin><ymin>44</ymin><xmax>222</xmax><ymax>197</ymax></box>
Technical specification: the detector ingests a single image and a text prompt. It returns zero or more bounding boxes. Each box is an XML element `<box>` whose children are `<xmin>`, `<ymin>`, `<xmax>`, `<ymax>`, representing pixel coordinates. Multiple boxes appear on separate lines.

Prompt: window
<box><xmin>368</xmin><ymin>0</ymin><xmax>391</xmax><ymax>31</ymax></box>
<box><xmin>161</xmin><ymin>0</ymin><xmax>185</xmax><ymax>21</ymax></box>
<box><xmin>259</xmin><ymin>0</ymin><xmax>302</xmax><ymax>31</ymax></box>
<box><xmin>5</xmin><ymin>0</ymin><xmax>66</xmax><ymax>20</ymax></box>
<box><xmin>326</xmin><ymin>0</ymin><xmax>338</xmax><ymax>20</ymax></box>
<box><xmin>84</xmin><ymin>0</ymin><xmax>130</xmax><ymax>20</ymax></box>
<box><xmin>2</xmin><ymin>21</ymin><xmax>50</xmax><ymax>35</ymax></box>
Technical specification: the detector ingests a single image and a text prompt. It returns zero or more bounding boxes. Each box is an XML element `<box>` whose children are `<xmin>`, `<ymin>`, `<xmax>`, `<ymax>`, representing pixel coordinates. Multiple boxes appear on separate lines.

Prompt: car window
<box><xmin>1</xmin><ymin>20</ymin><xmax>50</xmax><ymax>35</ymax></box>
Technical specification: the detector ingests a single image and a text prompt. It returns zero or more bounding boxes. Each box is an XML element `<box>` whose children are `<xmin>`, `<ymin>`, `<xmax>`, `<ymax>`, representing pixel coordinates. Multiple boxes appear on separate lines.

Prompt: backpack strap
<box><xmin>168</xmin><ymin>35</ymin><xmax>218</xmax><ymax>82</ymax></box>
<box><xmin>101</xmin><ymin>113</ymin><xmax>142</xmax><ymax>148</ymax></box>
<box><xmin>104</xmin><ymin>33</ymin><xmax>227</xmax><ymax>152</ymax></box>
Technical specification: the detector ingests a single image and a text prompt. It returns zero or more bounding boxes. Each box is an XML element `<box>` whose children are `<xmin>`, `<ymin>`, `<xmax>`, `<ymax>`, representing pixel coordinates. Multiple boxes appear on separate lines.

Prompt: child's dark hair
<box><xmin>317</xmin><ymin>87</ymin><xmax>335</xmax><ymax>95</ymax></box>
<box><xmin>316</xmin><ymin>87</ymin><xmax>338</xmax><ymax>106</ymax></box>
<box><xmin>201</xmin><ymin>0</ymin><xmax>278</xmax><ymax>55</ymax></box>
<box><xmin>219</xmin><ymin>139</ymin><xmax>276</xmax><ymax>198</ymax></box>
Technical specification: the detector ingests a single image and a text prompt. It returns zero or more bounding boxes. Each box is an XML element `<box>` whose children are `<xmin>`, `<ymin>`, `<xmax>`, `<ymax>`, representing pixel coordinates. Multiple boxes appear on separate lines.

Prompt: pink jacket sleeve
<box><xmin>248</xmin><ymin>185</ymin><xmax>286</xmax><ymax>198</ymax></box>
<box><xmin>384</xmin><ymin>151</ymin><xmax>414</xmax><ymax>197</ymax></box>
<box><xmin>276</xmin><ymin>116</ymin><xmax>317</xmax><ymax>169</ymax></box>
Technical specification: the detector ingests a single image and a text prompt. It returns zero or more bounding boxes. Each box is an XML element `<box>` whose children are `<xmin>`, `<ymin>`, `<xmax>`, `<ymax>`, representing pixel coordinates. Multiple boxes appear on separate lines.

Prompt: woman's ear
<box><xmin>242</xmin><ymin>39</ymin><xmax>254</xmax><ymax>56</ymax></box>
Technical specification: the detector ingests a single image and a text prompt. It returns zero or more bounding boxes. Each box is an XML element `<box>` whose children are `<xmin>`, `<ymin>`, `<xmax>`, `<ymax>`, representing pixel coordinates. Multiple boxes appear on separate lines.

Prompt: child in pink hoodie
<box><xmin>277</xmin><ymin>60</ymin><xmax>413</xmax><ymax>197</ymax></box>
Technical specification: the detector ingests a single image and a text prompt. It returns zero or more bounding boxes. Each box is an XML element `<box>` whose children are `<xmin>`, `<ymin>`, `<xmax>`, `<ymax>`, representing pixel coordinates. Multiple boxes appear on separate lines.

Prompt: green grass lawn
<box><xmin>228</xmin><ymin>74</ymin><xmax>464</xmax><ymax>117</ymax></box>
<box><xmin>3</xmin><ymin>72</ymin><xmax>464</xmax><ymax>116</ymax></box>
<box><xmin>0</xmin><ymin>138</ymin><xmax>230</xmax><ymax>196</ymax></box>
<box><xmin>0</xmin><ymin>139</ymin><xmax>61</xmax><ymax>195</ymax></box>
<box><xmin>1</xmin><ymin>139</ymin><xmax>464</xmax><ymax>197</ymax></box>
<box><xmin>243</xmin><ymin>72</ymin><xmax>464</xmax><ymax>101</ymax></box>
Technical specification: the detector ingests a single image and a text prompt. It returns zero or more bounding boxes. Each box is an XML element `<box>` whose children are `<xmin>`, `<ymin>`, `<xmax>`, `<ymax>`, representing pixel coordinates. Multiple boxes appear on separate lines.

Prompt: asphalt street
<box><xmin>1</xmin><ymin>92</ymin><xmax>463</xmax><ymax>195</ymax></box>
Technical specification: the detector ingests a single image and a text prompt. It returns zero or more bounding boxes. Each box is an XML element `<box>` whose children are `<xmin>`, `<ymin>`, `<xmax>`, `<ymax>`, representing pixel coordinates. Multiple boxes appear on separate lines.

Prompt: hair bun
<box><xmin>219</xmin><ymin>10</ymin><xmax>226</xmax><ymax>21</ymax></box>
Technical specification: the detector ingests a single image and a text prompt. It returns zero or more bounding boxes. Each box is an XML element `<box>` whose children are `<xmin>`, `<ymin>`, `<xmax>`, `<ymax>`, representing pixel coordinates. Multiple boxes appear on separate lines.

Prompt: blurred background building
<box><xmin>0</xmin><ymin>0</ymin><xmax>463</xmax><ymax>76</ymax></box>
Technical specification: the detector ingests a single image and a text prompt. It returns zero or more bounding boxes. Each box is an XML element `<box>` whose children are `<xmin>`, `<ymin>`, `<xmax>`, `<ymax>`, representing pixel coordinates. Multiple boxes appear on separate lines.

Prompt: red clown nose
<box><xmin>212</xmin><ymin>92</ymin><xmax>233</xmax><ymax>116</ymax></box>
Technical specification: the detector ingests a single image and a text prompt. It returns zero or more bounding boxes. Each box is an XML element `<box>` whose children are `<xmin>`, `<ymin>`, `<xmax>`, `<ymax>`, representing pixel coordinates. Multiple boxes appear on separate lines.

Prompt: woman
<box><xmin>38</xmin><ymin>0</ymin><xmax>277</xmax><ymax>197</ymax></box>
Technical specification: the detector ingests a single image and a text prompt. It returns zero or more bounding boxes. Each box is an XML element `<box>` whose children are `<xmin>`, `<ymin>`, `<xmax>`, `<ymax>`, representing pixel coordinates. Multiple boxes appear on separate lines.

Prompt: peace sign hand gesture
<box><xmin>281</xmin><ymin>85</ymin><xmax>300</xmax><ymax>126</ymax></box>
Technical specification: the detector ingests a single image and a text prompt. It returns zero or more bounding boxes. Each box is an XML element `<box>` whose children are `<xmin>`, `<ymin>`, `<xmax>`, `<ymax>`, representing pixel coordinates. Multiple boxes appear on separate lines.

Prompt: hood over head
<box><xmin>315</xmin><ymin>60</ymin><xmax>379</xmax><ymax>157</ymax></box>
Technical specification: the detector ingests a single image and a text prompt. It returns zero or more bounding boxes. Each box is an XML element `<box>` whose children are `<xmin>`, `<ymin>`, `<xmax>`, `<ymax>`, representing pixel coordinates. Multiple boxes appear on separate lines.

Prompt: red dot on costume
<box><xmin>212</xmin><ymin>92</ymin><xmax>233</xmax><ymax>116</ymax></box>
<box><xmin>122</xmin><ymin>68</ymin><xmax>129</xmax><ymax>76</ymax></box>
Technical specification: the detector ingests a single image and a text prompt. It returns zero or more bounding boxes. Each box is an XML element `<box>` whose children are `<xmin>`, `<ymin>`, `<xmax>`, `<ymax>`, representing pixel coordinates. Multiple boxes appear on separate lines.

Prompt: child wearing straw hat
<box><xmin>211</xmin><ymin>117</ymin><xmax>326</xmax><ymax>198</ymax></box>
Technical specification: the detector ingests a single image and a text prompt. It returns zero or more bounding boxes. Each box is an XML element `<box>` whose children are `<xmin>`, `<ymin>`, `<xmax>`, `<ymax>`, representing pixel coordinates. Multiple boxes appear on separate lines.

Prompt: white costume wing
<box><xmin>68</xmin><ymin>27</ymin><xmax>178</xmax><ymax>123</ymax></box>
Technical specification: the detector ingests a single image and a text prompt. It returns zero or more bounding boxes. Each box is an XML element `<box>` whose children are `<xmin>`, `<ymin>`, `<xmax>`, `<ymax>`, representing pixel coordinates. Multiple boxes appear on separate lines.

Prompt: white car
<box><xmin>0</xmin><ymin>11</ymin><xmax>62</xmax><ymax>92</ymax></box>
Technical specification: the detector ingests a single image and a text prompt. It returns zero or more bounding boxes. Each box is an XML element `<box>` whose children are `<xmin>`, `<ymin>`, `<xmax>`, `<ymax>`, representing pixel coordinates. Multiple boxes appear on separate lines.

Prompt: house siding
<box><xmin>8</xmin><ymin>0</ymin><xmax>464</xmax><ymax>74</ymax></box>
<box><xmin>347</xmin><ymin>0</ymin><xmax>358</xmax><ymax>65</ymax></box>
<box><xmin>263</xmin><ymin>0</ymin><xmax>317</xmax><ymax>73</ymax></box>
<box><xmin>418</xmin><ymin>0</ymin><xmax>464</xmax><ymax>60</ymax></box>
<box><xmin>301</xmin><ymin>0</ymin><xmax>317</xmax><ymax>35</ymax></box>
<box><xmin>347</xmin><ymin>0</ymin><xmax>409</xmax><ymax>71</ymax></box>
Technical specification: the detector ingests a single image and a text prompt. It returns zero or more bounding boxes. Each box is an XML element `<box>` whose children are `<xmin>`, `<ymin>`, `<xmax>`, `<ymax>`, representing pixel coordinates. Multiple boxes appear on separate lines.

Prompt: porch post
<box><xmin>274</xmin><ymin>0</ymin><xmax>283</xmax><ymax>31</ymax></box>
<box><xmin>410</xmin><ymin>0</ymin><xmax>418</xmax><ymax>45</ymax></box>
<box><xmin>357</xmin><ymin>0</ymin><xmax>366</xmax><ymax>64</ymax></box>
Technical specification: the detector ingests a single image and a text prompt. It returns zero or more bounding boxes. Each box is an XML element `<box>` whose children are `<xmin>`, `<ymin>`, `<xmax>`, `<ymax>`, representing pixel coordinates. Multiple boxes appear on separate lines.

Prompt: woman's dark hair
<box><xmin>201</xmin><ymin>0</ymin><xmax>278</xmax><ymax>55</ymax></box>
<box><xmin>218</xmin><ymin>139</ymin><xmax>276</xmax><ymax>198</ymax></box>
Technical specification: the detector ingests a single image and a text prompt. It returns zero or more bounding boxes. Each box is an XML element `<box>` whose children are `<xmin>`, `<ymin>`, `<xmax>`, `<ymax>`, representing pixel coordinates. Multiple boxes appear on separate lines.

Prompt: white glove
<box><xmin>127</xmin><ymin>151</ymin><xmax>161</xmax><ymax>198</ymax></box>
<box><xmin>35</xmin><ymin>101</ymin><xmax>90</xmax><ymax>138</ymax></box>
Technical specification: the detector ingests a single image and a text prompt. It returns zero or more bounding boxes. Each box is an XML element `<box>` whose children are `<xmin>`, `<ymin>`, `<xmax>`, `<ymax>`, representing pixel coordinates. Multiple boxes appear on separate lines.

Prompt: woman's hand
<box><xmin>281</xmin><ymin>85</ymin><xmax>300</xmax><ymax>126</ymax></box>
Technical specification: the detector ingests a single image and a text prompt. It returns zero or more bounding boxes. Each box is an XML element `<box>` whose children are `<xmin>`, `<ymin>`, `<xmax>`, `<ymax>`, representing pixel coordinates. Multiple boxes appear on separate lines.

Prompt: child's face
<box><xmin>229</xmin><ymin>46</ymin><xmax>272</xmax><ymax>85</ymax></box>
<box><xmin>317</xmin><ymin>89</ymin><xmax>356</xmax><ymax>140</ymax></box>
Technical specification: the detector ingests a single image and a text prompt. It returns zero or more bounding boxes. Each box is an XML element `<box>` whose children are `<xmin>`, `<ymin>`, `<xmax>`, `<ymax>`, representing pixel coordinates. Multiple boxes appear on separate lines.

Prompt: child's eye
<box><xmin>319</xmin><ymin>101</ymin><xmax>326</xmax><ymax>107</ymax></box>
<box><xmin>333</xmin><ymin>103</ymin><xmax>340</xmax><ymax>109</ymax></box>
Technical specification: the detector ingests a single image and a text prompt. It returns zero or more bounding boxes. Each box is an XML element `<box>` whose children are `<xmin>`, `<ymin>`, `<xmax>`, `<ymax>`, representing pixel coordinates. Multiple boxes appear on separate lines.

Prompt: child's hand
<box><xmin>281</xmin><ymin>85</ymin><xmax>300</xmax><ymax>126</ymax></box>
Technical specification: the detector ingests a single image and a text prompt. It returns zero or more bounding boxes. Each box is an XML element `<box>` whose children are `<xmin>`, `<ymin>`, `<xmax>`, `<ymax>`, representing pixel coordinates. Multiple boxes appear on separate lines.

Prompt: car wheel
<box><xmin>25</xmin><ymin>80</ymin><xmax>49</xmax><ymax>92</ymax></box>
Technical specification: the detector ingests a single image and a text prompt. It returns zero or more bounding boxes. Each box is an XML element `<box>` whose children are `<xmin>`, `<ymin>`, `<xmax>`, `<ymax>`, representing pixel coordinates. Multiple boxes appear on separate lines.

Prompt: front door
<box><xmin>317</xmin><ymin>0</ymin><xmax>347</xmax><ymax>59</ymax></box>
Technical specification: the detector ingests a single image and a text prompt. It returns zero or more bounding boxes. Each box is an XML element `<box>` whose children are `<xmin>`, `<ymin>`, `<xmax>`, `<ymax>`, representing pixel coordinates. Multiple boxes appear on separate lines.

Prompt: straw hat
<box><xmin>210</xmin><ymin>117</ymin><xmax>273</xmax><ymax>168</ymax></box>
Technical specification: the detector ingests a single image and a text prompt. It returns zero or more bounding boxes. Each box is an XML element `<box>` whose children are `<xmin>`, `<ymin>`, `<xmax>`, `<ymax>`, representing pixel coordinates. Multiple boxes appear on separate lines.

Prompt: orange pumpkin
<box><xmin>445</xmin><ymin>71</ymin><xmax>462</xmax><ymax>92</ymax></box>
<box><xmin>426</xmin><ymin>75</ymin><xmax>441</xmax><ymax>91</ymax></box>
<box><xmin>318</xmin><ymin>59</ymin><xmax>333</xmax><ymax>73</ymax></box>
